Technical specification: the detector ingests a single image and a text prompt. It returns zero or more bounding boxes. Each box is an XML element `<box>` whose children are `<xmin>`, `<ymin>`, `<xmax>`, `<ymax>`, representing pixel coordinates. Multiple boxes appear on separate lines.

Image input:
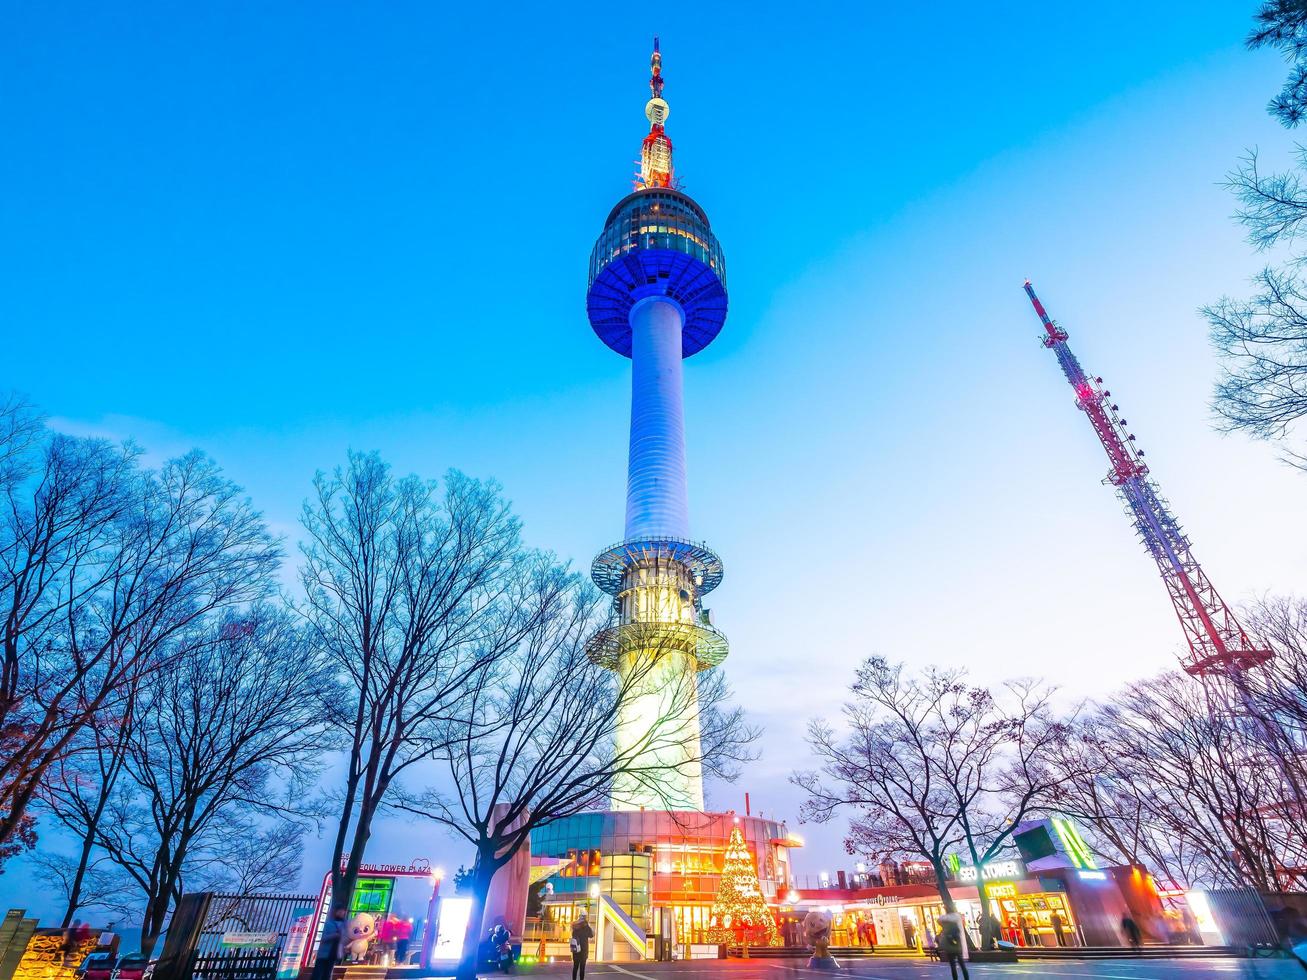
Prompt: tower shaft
<box><xmin>1024</xmin><ymin>281</ymin><xmax>1271</xmax><ymax>675</ymax></box>
<box><xmin>626</xmin><ymin>297</ymin><xmax>690</xmax><ymax>539</ymax></box>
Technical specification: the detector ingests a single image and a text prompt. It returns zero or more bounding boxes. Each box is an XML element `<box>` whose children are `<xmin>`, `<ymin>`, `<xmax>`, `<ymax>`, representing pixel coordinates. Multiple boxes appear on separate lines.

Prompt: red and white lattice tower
<box><xmin>1023</xmin><ymin>281</ymin><xmax>1272</xmax><ymax>677</ymax></box>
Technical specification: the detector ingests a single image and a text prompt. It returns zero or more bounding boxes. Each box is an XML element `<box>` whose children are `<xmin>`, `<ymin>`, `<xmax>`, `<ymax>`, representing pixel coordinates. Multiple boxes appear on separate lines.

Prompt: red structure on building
<box><xmin>1023</xmin><ymin>281</ymin><xmax>1272</xmax><ymax>677</ymax></box>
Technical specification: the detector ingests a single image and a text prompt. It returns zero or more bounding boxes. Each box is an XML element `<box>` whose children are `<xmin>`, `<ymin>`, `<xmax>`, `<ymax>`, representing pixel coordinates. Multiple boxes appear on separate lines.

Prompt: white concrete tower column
<box><xmin>625</xmin><ymin>296</ymin><xmax>690</xmax><ymax>540</ymax></box>
<box><xmin>610</xmin><ymin>294</ymin><xmax>704</xmax><ymax>813</ymax></box>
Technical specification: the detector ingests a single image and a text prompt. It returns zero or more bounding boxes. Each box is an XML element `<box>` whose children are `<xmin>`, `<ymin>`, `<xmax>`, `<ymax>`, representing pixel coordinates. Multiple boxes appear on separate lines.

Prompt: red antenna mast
<box><xmin>1023</xmin><ymin>281</ymin><xmax>1271</xmax><ymax>676</ymax></box>
<box><xmin>638</xmin><ymin>36</ymin><xmax>674</xmax><ymax>189</ymax></box>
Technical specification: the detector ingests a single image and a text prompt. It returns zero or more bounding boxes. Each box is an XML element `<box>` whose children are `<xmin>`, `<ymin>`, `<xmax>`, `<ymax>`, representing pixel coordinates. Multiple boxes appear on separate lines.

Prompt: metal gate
<box><xmin>155</xmin><ymin>892</ymin><xmax>317</xmax><ymax>980</ymax></box>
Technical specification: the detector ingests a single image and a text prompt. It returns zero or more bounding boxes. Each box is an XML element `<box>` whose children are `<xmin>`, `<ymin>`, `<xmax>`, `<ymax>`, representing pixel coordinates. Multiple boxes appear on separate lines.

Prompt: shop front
<box><xmin>791</xmin><ymin>862</ymin><xmax>1138</xmax><ymax>951</ymax></box>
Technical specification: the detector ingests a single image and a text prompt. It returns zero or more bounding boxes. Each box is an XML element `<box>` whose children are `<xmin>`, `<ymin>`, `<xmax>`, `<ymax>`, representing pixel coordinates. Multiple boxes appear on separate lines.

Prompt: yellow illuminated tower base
<box><xmin>588</xmin><ymin>542</ymin><xmax>728</xmax><ymax>811</ymax></box>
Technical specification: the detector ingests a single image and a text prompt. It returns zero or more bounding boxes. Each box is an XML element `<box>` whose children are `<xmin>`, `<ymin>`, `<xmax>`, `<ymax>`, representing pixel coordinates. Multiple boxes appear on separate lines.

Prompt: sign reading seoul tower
<box><xmin>585</xmin><ymin>38</ymin><xmax>728</xmax><ymax>812</ymax></box>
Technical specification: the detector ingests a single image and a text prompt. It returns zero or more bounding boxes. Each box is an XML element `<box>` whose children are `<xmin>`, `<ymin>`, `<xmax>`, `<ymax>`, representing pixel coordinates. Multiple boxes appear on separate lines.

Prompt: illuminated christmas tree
<box><xmin>705</xmin><ymin>826</ymin><xmax>781</xmax><ymax>946</ymax></box>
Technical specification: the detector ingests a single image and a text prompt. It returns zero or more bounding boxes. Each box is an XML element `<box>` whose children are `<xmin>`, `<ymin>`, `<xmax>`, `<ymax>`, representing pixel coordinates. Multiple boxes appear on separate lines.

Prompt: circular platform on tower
<box><xmin>586</xmin><ymin>619</ymin><xmax>729</xmax><ymax>671</ymax></box>
<box><xmin>591</xmin><ymin>537</ymin><xmax>724</xmax><ymax>596</ymax></box>
<box><xmin>587</xmin><ymin>188</ymin><xmax>728</xmax><ymax>358</ymax></box>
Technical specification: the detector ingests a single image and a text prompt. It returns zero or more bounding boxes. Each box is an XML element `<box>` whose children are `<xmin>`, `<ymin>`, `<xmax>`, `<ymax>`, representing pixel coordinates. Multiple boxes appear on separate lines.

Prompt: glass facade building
<box><xmin>530</xmin><ymin>811</ymin><xmax>798</xmax><ymax>945</ymax></box>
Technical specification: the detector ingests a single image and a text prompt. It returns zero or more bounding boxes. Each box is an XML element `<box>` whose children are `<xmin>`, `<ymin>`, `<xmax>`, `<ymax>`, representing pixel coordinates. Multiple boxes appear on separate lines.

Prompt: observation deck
<box><xmin>586</xmin><ymin>619</ymin><xmax>730</xmax><ymax>672</ymax></box>
<box><xmin>591</xmin><ymin>537</ymin><xmax>724</xmax><ymax>596</ymax></box>
<box><xmin>586</xmin><ymin>188</ymin><xmax>728</xmax><ymax>358</ymax></box>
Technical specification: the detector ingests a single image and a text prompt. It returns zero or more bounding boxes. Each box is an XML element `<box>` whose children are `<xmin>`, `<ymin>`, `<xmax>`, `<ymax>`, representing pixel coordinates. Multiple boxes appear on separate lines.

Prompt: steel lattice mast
<box><xmin>1023</xmin><ymin>281</ymin><xmax>1271</xmax><ymax>676</ymax></box>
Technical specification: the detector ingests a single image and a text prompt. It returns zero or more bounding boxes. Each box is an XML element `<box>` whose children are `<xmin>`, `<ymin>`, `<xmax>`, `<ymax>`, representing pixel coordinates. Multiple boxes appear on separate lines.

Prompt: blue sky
<box><xmin>3</xmin><ymin>0</ymin><xmax>1305</xmax><ymax>916</ymax></box>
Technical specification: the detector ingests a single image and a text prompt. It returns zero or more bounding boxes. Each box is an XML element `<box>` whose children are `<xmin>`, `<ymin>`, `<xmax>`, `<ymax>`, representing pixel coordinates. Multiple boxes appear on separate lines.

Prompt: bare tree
<box><xmin>95</xmin><ymin>607</ymin><xmax>326</xmax><ymax>954</ymax></box>
<box><xmin>31</xmin><ymin>849</ymin><xmax>135</xmax><ymax>921</ymax></box>
<box><xmin>1243</xmin><ymin>594</ymin><xmax>1307</xmax><ymax>797</ymax></box>
<box><xmin>38</xmin><ymin>680</ymin><xmax>142</xmax><ymax>925</ymax></box>
<box><xmin>394</xmin><ymin>584</ymin><xmax>755</xmax><ymax>980</ymax></box>
<box><xmin>1202</xmin><ymin>1</ymin><xmax>1307</xmax><ymax>460</ymax></box>
<box><xmin>1</xmin><ymin>436</ymin><xmax>279</xmax><ymax>853</ymax></box>
<box><xmin>1044</xmin><ymin>712</ymin><xmax>1205</xmax><ymax>888</ymax></box>
<box><xmin>1076</xmin><ymin>671</ymin><xmax>1303</xmax><ymax>891</ymax></box>
<box><xmin>794</xmin><ymin>658</ymin><xmax>1063</xmax><ymax>915</ymax></box>
<box><xmin>0</xmin><ymin>394</ymin><xmax>44</xmax><ymax>493</ymax></box>
<box><xmin>300</xmin><ymin>454</ymin><xmax>539</xmax><ymax>910</ymax></box>
<box><xmin>1206</xmin><ymin>257</ymin><xmax>1307</xmax><ymax>466</ymax></box>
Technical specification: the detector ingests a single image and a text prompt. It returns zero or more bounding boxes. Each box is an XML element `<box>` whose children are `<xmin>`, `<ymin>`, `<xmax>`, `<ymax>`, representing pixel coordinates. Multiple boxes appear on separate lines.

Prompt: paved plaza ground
<box><xmin>498</xmin><ymin>958</ymin><xmax>1307</xmax><ymax>980</ymax></box>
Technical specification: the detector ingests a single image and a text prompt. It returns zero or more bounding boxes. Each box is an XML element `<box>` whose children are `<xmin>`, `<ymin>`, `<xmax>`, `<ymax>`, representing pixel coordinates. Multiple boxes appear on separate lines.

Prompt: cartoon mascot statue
<box><xmin>345</xmin><ymin>912</ymin><xmax>376</xmax><ymax>962</ymax></box>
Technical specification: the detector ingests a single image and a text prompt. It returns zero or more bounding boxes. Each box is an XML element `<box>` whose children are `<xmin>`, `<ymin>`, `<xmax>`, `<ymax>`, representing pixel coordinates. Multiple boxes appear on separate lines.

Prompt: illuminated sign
<box><xmin>1077</xmin><ymin>870</ymin><xmax>1108</xmax><ymax>881</ymax></box>
<box><xmin>434</xmin><ymin>897</ymin><xmax>473</xmax><ymax>959</ymax></box>
<box><xmin>1185</xmin><ymin>891</ymin><xmax>1225</xmax><ymax>945</ymax></box>
<box><xmin>340</xmin><ymin>855</ymin><xmax>434</xmax><ymax>875</ymax></box>
<box><xmin>1052</xmin><ymin>818</ymin><xmax>1098</xmax><ymax>871</ymax></box>
<box><xmin>985</xmin><ymin>884</ymin><xmax>1017</xmax><ymax>899</ymax></box>
<box><xmin>276</xmin><ymin>908</ymin><xmax>314</xmax><ymax>979</ymax></box>
<box><xmin>956</xmin><ymin>859</ymin><xmax>1023</xmax><ymax>882</ymax></box>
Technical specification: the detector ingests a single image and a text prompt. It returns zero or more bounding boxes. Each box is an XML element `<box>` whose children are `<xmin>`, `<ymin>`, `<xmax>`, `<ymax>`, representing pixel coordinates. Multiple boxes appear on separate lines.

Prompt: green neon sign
<box><xmin>1052</xmin><ymin>817</ymin><xmax>1097</xmax><ymax>870</ymax></box>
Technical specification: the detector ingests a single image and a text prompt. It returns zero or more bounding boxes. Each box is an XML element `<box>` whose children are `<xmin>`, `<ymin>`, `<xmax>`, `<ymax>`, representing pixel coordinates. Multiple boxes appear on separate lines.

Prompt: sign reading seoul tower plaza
<box><xmin>585</xmin><ymin>36</ymin><xmax>729</xmax><ymax>813</ymax></box>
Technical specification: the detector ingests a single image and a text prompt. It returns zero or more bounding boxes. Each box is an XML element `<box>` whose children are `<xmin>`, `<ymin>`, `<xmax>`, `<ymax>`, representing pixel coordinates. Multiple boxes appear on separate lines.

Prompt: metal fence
<box><xmin>195</xmin><ymin>893</ymin><xmax>317</xmax><ymax>957</ymax></box>
<box><xmin>154</xmin><ymin>891</ymin><xmax>317</xmax><ymax>980</ymax></box>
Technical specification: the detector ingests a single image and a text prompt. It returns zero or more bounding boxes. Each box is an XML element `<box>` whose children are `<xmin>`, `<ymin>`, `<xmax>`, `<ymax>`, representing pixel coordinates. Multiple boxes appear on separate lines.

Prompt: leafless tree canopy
<box><xmin>89</xmin><ymin>607</ymin><xmax>326</xmax><ymax>954</ymax></box>
<box><xmin>1048</xmin><ymin>672</ymin><xmax>1306</xmax><ymax>892</ymax></box>
<box><xmin>1</xmin><ymin>397</ymin><xmax>280</xmax><ymax>862</ymax></box>
<box><xmin>300</xmin><ymin>453</ymin><xmax>551</xmax><ymax>907</ymax></box>
<box><xmin>1204</xmin><ymin>1</ymin><xmax>1307</xmax><ymax>464</ymax></box>
<box><xmin>793</xmin><ymin>658</ymin><xmax>1062</xmax><ymax>912</ymax></box>
<box><xmin>1044</xmin><ymin>596</ymin><xmax>1307</xmax><ymax>892</ymax></box>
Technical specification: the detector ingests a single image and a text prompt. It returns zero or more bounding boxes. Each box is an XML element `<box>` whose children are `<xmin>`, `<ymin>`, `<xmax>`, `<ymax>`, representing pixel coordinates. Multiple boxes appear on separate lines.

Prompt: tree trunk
<box><xmin>62</xmin><ymin>827</ymin><xmax>98</xmax><ymax>928</ymax></box>
<box><xmin>455</xmin><ymin>849</ymin><xmax>500</xmax><ymax>980</ymax></box>
<box><xmin>336</xmin><ymin>798</ymin><xmax>377</xmax><ymax>914</ymax></box>
<box><xmin>140</xmin><ymin>890</ymin><xmax>169</xmax><ymax>958</ymax></box>
<box><xmin>931</xmin><ymin>860</ymin><xmax>956</xmax><ymax>912</ymax></box>
<box><xmin>327</xmin><ymin>779</ymin><xmax>359</xmax><ymax>906</ymax></box>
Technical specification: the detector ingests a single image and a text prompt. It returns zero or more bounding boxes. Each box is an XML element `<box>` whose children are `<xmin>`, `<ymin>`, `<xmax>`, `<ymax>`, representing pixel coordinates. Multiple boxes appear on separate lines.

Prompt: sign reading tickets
<box><xmin>222</xmin><ymin>931</ymin><xmax>278</xmax><ymax>949</ymax></box>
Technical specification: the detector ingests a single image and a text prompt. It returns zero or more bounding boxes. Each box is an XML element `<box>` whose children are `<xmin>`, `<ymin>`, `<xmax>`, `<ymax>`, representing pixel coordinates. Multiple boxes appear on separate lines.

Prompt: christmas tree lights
<box><xmin>704</xmin><ymin>826</ymin><xmax>782</xmax><ymax>946</ymax></box>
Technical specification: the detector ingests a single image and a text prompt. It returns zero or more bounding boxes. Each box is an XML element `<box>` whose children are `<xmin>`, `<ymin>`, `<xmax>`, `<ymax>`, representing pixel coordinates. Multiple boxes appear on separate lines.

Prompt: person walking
<box><xmin>311</xmin><ymin>907</ymin><xmax>348</xmax><ymax>980</ymax></box>
<box><xmin>1050</xmin><ymin>911</ymin><xmax>1066</xmax><ymax>947</ymax></box>
<box><xmin>1121</xmin><ymin>915</ymin><xmax>1142</xmax><ymax>953</ymax></box>
<box><xmin>570</xmin><ymin>913</ymin><xmax>594</xmax><ymax>980</ymax></box>
<box><xmin>393</xmin><ymin>917</ymin><xmax>413</xmax><ymax>965</ymax></box>
<box><xmin>937</xmin><ymin>913</ymin><xmax>969</xmax><ymax>980</ymax></box>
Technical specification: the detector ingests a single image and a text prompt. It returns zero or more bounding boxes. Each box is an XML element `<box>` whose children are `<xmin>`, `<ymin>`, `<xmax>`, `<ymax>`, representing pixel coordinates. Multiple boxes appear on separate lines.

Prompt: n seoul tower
<box><xmin>585</xmin><ymin>38</ymin><xmax>729</xmax><ymax>812</ymax></box>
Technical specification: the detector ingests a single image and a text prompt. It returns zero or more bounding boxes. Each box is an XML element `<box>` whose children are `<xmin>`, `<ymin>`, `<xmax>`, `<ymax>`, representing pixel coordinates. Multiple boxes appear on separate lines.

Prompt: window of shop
<box><xmin>989</xmin><ymin>885</ymin><xmax>1077</xmax><ymax>947</ymax></box>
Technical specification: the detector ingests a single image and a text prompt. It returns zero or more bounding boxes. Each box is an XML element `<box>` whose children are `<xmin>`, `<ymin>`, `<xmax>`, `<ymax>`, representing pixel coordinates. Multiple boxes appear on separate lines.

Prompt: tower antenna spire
<box><xmin>640</xmin><ymin>36</ymin><xmax>674</xmax><ymax>189</ymax></box>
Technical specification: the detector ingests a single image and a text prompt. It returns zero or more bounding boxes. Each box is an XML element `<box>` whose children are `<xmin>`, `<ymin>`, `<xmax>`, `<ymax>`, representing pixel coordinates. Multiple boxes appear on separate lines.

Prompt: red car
<box><xmin>114</xmin><ymin>953</ymin><xmax>153</xmax><ymax>980</ymax></box>
<box><xmin>77</xmin><ymin>953</ymin><xmax>116</xmax><ymax>980</ymax></box>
